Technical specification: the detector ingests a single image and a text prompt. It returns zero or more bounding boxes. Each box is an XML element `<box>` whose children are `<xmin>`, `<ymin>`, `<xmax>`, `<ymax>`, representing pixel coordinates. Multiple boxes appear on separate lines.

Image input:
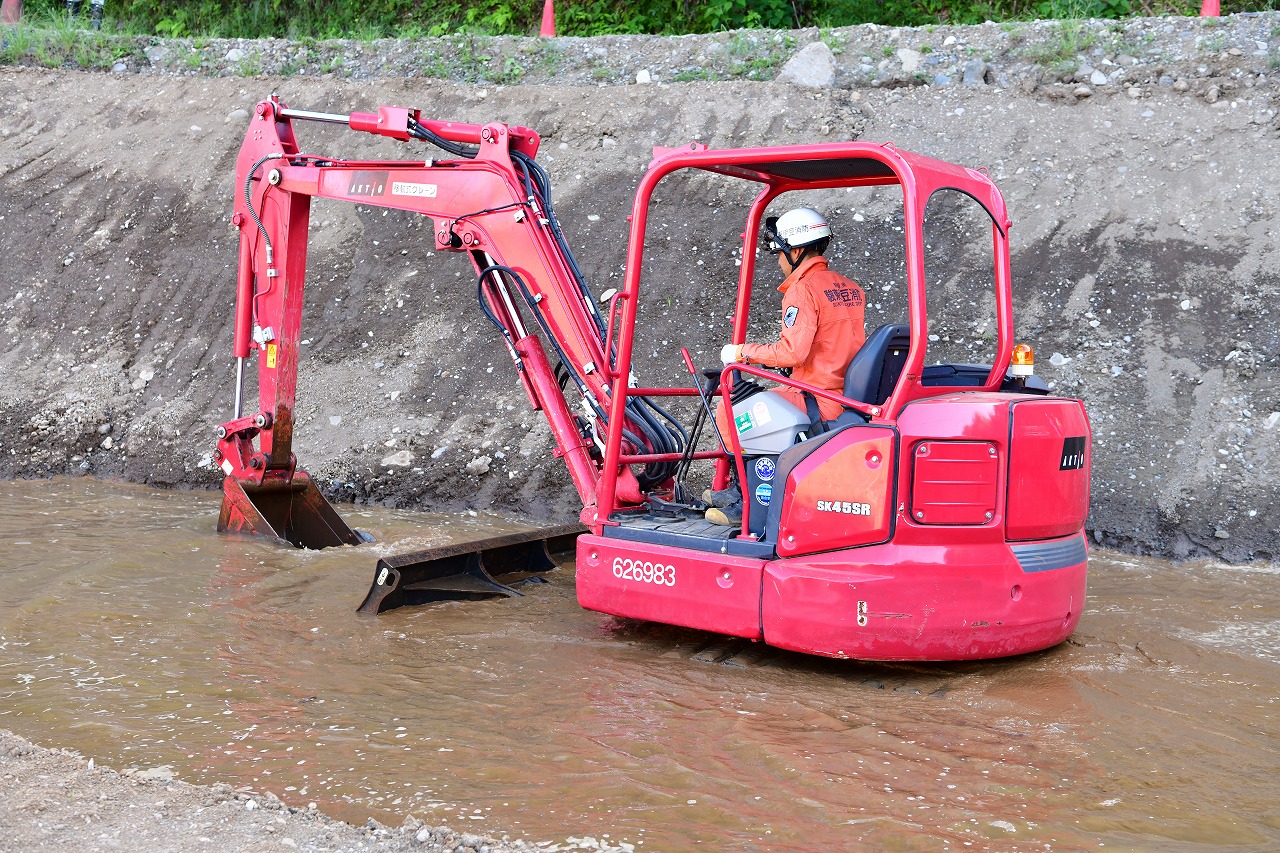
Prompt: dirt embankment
<box><xmin>0</xmin><ymin>13</ymin><xmax>1277</xmax><ymax>564</ymax></box>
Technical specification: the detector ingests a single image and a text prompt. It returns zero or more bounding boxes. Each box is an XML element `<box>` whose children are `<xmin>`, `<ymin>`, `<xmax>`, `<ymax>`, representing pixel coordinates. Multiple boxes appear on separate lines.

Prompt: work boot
<box><xmin>701</xmin><ymin>484</ymin><xmax>741</xmax><ymax>508</ymax></box>
<box><xmin>66</xmin><ymin>0</ymin><xmax>81</xmax><ymax>21</ymax></box>
<box><xmin>91</xmin><ymin>3</ymin><xmax>102</xmax><ymax>29</ymax></box>
<box><xmin>705</xmin><ymin>500</ymin><xmax>743</xmax><ymax>527</ymax></box>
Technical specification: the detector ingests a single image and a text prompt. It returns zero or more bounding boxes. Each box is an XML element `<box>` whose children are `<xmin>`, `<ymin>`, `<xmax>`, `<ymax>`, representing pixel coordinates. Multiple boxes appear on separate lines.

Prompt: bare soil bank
<box><xmin>0</xmin><ymin>13</ymin><xmax>1276</xmax><ymax>565</ymax></box>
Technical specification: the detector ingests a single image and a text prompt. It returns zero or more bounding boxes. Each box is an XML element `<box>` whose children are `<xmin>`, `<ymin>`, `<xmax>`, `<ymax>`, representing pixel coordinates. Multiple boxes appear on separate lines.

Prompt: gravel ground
<box><xmin>0</xmin><ymin>729</ymin><xmax>600</xmax><ymax>853</ymax></box>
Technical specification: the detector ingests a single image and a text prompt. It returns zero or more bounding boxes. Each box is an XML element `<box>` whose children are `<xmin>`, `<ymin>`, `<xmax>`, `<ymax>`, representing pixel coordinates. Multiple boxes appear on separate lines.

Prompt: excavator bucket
<box><xmin>217</xmin><ymin>473</ymin><xmax>364</xmax><ymax>549</ymax></box>
<box><xmin>357</xmin><ymin>523</ymin><xmax>584</xmax><ymax>615</ymax></box>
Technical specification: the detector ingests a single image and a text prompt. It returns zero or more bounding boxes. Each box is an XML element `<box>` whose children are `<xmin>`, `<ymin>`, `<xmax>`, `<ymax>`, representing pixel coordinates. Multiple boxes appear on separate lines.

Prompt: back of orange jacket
<box><xmin>740</xmin><ymin>256</ymin><xmax>866</xmax><ymax>421</ymax></box>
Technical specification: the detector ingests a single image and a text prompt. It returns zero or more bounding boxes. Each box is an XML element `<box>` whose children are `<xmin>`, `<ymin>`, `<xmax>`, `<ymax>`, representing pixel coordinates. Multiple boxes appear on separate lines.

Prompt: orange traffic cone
<box><xmin>539</xmin><ymin>0</ymin><xmax>555</xmax><ymax>37</ymax></box>
<box><xmin>1200</xmin><ymin>0</ymin><xmax>1219</xmax><ymax>14</ymax></box>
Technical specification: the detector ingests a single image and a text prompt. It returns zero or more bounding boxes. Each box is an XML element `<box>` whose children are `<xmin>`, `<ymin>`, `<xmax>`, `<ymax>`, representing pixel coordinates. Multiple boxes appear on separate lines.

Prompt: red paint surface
<box><xmin>762</xmin><ymin>539</ymin><xmax>1087</xmax><ymax>660</ymax></box>
<box><xmin>775</xmin><ymin>427</ymin><xmax>896</xmax><ymax>558</ymax></box>
<box><xmin>910</xmin><ymin>440</ymin><xmax>999</xmax><ymax>525</ymax></box>
<box><xmin>577</xmin><ymin>536</ymin><xmax>765</xmax><ymax>640</ymax></box>
<box><xmin>1006</xmin><ymin>399</ymin><xmax>1092</xmax><ymax>541</ymax></box>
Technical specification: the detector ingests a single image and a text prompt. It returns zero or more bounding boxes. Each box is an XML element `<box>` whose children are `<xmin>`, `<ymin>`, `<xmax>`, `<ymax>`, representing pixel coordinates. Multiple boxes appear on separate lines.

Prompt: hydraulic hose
<box><xmin>407</xmin><ymin>118</ymin><xmax>478</xmax><ymax>159</ymax></box>
<box><xmin>242</xmin><ymin>152</ymin><xmax>283</xmax><ymax>268</ymax></box>
<box><xmin>428</xmin><ymin>133</ymin><xmax>685</xmax><ymax>490</ymax></box>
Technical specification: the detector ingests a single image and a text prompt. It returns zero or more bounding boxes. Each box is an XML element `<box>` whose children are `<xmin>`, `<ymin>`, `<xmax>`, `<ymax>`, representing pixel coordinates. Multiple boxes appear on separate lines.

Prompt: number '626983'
<box><xmin>612</xmin><ymin>556</ymin><xmax>676</xmax><ymax>586</ymax></box>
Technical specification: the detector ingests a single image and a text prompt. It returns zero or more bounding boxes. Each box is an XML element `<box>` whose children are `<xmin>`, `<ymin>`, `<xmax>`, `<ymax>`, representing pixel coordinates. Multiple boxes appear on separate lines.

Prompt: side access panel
<box><xmin>577</xmin><ymin>535</ymin><xmax>765</xmax><ymax>640</ymax></box>
<box><xmin>773</xmin><ymin>426</ymin><xmax>897</xmax><ymax>558</ymax></box>
<box><xmin>1006</xmin><ymin>398</ymin><xmax>1091</xmax><ymax>541</ymax></box>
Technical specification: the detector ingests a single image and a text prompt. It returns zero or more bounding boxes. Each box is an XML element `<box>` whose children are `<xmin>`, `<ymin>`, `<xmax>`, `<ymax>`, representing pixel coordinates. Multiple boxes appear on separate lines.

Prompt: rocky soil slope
<box><xmin>0</xmin><ymin>12</ymin><xmax>1277</xmax><ymax>566</ymax></box>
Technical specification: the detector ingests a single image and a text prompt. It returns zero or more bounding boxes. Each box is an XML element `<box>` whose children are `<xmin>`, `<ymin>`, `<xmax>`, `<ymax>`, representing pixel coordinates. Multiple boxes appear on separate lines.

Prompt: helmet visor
<box><xmin>762</xmin><ymin>216</ymin><xmax>785</xmax><ymax>254</ymax></box>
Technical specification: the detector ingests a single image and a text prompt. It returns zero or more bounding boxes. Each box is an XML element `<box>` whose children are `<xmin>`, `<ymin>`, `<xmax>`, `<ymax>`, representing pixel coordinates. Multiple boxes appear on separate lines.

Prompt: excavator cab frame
<box><xmin>213</xmin><ymin>96</ymin><xmax>1091</xmax><ymax>661</ymax></box>
<box><xmin>598</xmin><ymin>142</ymin><xmax>1016</xmax><ymax>537</ymax></box>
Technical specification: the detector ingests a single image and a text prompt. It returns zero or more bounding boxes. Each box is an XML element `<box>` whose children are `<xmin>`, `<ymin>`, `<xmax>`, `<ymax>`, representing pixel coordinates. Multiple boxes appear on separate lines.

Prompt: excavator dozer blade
<box><xmin>357</xmin><ymin>523</ymin><xmax>584</xmax><ymax>615</ymax></box>
<box><xmin>218</xmin><ymin>473</ymin><xmax>363</xmax><ymax>549</ymax></box>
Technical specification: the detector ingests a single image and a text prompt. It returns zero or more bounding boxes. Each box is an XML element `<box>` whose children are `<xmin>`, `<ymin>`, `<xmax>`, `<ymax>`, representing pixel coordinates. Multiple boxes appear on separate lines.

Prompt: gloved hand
<box><xmin>720</xmin><ymin>343</ymin><xmax>743</xmax><ymax>364</ymax></box>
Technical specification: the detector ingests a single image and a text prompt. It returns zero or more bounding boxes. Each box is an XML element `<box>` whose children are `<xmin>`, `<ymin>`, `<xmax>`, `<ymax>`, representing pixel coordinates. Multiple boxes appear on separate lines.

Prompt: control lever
<box><xmin>681</xmin><ymin>348</ymin><xmax>729</xmax><ymax>452</ymax></box>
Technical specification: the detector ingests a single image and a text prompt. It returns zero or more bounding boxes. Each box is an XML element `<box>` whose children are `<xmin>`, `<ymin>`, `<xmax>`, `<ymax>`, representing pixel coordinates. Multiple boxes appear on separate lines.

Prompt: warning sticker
<box><xmin>734</xmin><ymin>412</ymin><xmax>755</xmax><ymax>433</ymax></box>
<box><xmin>266</xmin><ymin>343</ymin><xmax>277</xmax><ymax>369</ymax></box>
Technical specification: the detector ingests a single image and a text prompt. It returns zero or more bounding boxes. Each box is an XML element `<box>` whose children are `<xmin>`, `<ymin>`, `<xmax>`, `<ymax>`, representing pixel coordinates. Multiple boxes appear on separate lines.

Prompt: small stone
<box><xmin>1049</xmin><ymin>353</ymin><xmax>1071</xmax><ymax>367</ymax></box>
<box><xmin>776</xmin><ymin>41</ymin><xmax>837</xmax><ymax>89</ymax></box>
<box><xmin>634</xmin><ymin>69</ymin><xmax>651</xmax><ymax>84</ymax></box>
<box><xmin>465</xmin><ymin>456</ymin><xmax>492</xmax><ymax>475</ymax></box>
<box><xmin>1073</xmin><ymin>85</ymin><xmax>1093</xmax><ymax>98</ymax></box>
<box><xmin>1158</xmin><ymin>74</ymin><xmax>1174</xmax><ymax>87</ymax></box>
<box><xmin>1214</xmin><ymin>529</ymin><xmax>1230</xmax><ymax>540</ymax></box>
<box><xmin>101</xmin><ymin>436</ymin><xmax>114</xmax><ymax>450</ymax></box>
<box><xmin>896</xmin><ymin>47</ymin><xmax>922</xmax><ymax>74</ymax></box>
<box><xmin>144</xmin><ymin>46</ymin><xmax>169</xmax><ymax>63</ymax></box>
<box><xmin>1205</xmin><ymin>85</ymin><xmax>1220</xmax><ymax>104</ymax></box>
<box><xmin>1116</xmin><ymin>54</ymin><xmax>1138</xmax><ymax>66</ymax></box>
<box><xmin>112</xmin><ymin>62</ymin><xmax>127</xmax><ymax>73</ymax></box>
<box><xmin>225</xmin><ymin>48</ymin><xmax>244</xmax><ymax>63</ymax></box>
<box><xmin>134</xmin><ymin>765</ymin><xmax>174</xmax><ymax>782</ymax></box>
<box><xmin>97</xmin><ymin>423</ymin><xmax>112</xmax><ymax>435</ymax></box>
<box><xmin>381</xmin><ymin>450</ymin><xmax>414</xmax><ymax>467</ymax></box>
<box><xmin>1126</xmin><ymin>87</ymin><xmax>1141</xmax><ymax>99</ymax></box>
<box><xmin>1172</xmin><ymin>78</ymin><xmax>1189</xmax><ymax>92</ymax></box>
<box><xmin>962</xmin><ymin>60</ymin><xmax>988</xmax><ymax>87</ymax></box>
<box><xmin>943</xmin><ymin>35</ymin><xmax>957</xmax><ymax>46</ymax></box>
<box><xmin>1089</xmin><ymin>69</ymin><xmax>1108</xmax><ymax>86</ymax></box>
<box><xmin>225</xmin><ymin>108</ymin><xmax>250</xmax><ymax>124</ymax></box>
<box><xmin>1227</xmin><ymin>47</ymin><xmax>1243</xmax><ymax>57</ymax></box>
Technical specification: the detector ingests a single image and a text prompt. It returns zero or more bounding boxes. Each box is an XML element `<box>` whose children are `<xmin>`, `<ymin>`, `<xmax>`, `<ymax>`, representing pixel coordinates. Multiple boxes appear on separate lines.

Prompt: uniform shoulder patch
<box><xmin>784</xmin><ymin>306</ymin><xmax>799</xmax><ymax>327</ymax></box>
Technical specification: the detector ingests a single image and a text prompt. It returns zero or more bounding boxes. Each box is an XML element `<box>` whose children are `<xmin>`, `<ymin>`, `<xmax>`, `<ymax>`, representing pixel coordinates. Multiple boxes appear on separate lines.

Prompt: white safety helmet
<box><xmin>763</xmin><ymin>207</ymin><xmax>831</xmax><ymax>254</ymax></box>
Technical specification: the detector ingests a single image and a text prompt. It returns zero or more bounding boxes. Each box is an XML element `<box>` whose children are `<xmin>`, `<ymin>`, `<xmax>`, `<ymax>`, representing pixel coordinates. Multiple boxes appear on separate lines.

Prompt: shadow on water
<box><xmin>1</xmin><ymin>478</ymin><xmax>1278</xmax><ymax>850</ymax></box>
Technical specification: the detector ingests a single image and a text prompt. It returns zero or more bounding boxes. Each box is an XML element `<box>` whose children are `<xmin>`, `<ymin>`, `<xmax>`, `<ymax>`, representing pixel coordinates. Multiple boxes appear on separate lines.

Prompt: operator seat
<box><xmin>842</xmin><ymin>322</ymin><xmax>910</xmax><ymax>407</ymax></box>
<box><xmin>813</xmin><ymin>322</ymin><xmax>909</xmax><ymax>433</ymax></box>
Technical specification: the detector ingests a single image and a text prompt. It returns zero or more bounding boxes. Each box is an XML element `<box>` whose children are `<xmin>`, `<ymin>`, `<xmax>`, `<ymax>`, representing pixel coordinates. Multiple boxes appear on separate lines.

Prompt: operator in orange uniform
<box><xmin>706</xmin><ymin>207</ymin><xmax>866</xmax><ymax>526</ymax></box>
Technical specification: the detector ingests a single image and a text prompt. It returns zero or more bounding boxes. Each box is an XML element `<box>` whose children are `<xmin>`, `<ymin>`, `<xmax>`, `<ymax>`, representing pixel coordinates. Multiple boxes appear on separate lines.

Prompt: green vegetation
<box><xmin>0</xmin><ymin>9</ymin><xmax>139</xmax><ymax>68</ymax></box>
<box><xmin>8</xmin><ymin>0</ymin><xmax>1275</xmax><ymax>40</ymax></box>
<box><xmin>1019</xmin><ymin>12</ymin><xmax>1100</xmax><ymax>70</ymax></box>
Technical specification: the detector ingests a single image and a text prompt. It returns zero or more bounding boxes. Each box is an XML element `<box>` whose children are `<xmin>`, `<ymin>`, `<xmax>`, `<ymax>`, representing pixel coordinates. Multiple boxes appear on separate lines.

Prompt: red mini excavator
<box><xmin>214</xmin><ymin>95</ymin><xmax>1091</xmax><ymax>661</ymax></box>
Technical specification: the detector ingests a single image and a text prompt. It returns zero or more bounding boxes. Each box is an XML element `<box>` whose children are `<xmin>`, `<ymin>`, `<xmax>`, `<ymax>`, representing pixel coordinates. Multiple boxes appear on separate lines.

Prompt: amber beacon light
<box><xmin>1010</xmin><ymin>343</ymin><xmax>1035</xmax><ymax>377</ymax></box>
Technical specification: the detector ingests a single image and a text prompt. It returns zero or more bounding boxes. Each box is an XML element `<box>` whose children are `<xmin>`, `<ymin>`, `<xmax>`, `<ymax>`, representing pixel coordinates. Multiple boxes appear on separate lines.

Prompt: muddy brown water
<box><xmin>0</xmin><ymin>479</ymin><xmax>1277</xmax><ymax>851</ymax></box>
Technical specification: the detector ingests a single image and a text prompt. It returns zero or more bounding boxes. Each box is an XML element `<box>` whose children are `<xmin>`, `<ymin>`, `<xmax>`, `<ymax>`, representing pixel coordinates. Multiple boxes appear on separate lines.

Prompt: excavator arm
<box><xmin>215</xmin><ymin>96</ymin><xmax>669</xmax><ymax>550</ymax></box>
